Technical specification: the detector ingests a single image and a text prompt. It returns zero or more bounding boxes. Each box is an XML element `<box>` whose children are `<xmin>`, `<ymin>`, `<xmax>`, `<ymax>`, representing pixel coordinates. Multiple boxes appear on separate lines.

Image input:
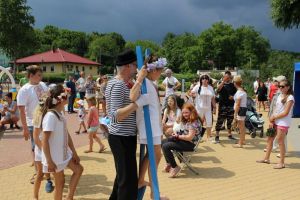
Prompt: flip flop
<box><xmin>256</xmin><ymin>159</ymin><xmax>270</xmax><ymax>164</ymax></box>
<box><xmin>273</xmin><ymin>164</ymin><xmax>285</xmax><ymax>169</ymax></box>
<box><xmin>99</xmin><ymin>147</ymin><xmax>106</xmax><ymax>153</ymax></box>
<box><xmin>233</xmin><ymin>144</ymin><xmax>243</xmax><ymax>148</ymax></box>
<box><xmin>84</xmin><ymin>150</ymin><xmax>93</xmax><ymax>153</ymax></box>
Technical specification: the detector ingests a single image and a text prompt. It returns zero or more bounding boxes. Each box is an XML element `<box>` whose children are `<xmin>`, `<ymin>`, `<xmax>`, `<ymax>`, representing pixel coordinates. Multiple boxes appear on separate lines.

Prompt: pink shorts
<box><xmin>274</xmin><ymin>125</ymin><xmax>289</xmax><ymax>132</ymax></box>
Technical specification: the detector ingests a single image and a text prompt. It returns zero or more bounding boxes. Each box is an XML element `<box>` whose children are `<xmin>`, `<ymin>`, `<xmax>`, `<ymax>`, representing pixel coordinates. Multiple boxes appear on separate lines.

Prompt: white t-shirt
<box><xmin>253</xmin><ymin>81</ymin><xmax>259</xmax><ymax>93</ymax></box>
<box><xmin>17</xmin><ymin>82</ymin><xmax>48</xmax><ymax>127</ymax></box>
<box><xmin>234</xmin><ymin>90</ymin><xmax>247</xmax><ymax>108</ymax></box>
<box><xmin>192</xmin><ymin>84</ymin><xmax>215</xmax><ymax>112</ymax></box>
<box><xmin>76</xmin><ymin>77</ymin><xmax>86</xmax><ymax>92</ymax></box>
<box><xmin>274</xmin><ymin>94</ymin><xmax>294</xmax><ymax>127</ymax></box>
<box><xmin>42</xmin><ymin>111</ymin><xmax>72</xmax><ymax>172</ymax></box>
<box><xmin>136</xmin><ymin>78</ymin><xmax>163</xmax><ymax>141</ymax></box>
<box><xmin>163</xmin><ymin>76</ymin><xmax>179</xmax><ymax>97</ymax></box>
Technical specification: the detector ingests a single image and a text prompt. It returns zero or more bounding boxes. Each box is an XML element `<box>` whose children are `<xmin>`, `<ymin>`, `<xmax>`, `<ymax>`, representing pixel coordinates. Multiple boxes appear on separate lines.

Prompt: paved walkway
<box><xmin>0</xmin><ymin>112</ymin><xmax>300</xmax><ymax>200</ymax></box>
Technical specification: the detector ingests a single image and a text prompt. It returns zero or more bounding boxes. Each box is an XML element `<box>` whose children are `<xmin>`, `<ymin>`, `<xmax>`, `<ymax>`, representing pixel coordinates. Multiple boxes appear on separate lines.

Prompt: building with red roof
<box><xmin>16</xmin><ymin>48</ymin><xmax>101</xmax><ymax>75</ymax></box>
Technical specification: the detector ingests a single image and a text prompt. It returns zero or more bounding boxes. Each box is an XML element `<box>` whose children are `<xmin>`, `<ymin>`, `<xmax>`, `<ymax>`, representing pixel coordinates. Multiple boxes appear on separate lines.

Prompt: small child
<box><xmin>41</xmin><ymin>84</ymin><xmax>83</xmax><ymax>200</ymax></box>
<box><xmin>75</xmin><ymin>99</ymin><xmax>87</xmax><ymax>134</ymax></box>
<box><xmin>84</xmin><ymin>96</ymin><xmax>106</xmax><ymax>153</ymax></box>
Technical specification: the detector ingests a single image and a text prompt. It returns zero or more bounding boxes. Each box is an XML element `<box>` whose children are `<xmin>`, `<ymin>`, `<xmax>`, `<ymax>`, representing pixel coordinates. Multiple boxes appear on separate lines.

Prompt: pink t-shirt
<box><xmin>87</xmin><ymin>106</ymin><xmax>99</xmax><ymax>127</ymax></box>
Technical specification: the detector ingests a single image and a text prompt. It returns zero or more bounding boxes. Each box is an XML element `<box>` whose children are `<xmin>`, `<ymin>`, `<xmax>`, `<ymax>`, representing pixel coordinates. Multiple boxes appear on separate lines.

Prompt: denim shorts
<box><xmin>88</xmin><ymin>126</ymin><xmax>99</xmax><ymax>133</ymax></box>
<box><xmin>28</xmin><ymin>126</ymin><xmax>35</xmax><ymax>151</ymax></box>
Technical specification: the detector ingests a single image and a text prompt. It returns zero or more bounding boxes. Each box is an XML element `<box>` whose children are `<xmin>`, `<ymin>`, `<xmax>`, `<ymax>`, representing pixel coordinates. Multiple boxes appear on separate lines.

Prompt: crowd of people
<box><xmin>6</xmin><ymin>48</ymin><xmax>295</xmax><ymax>200</ymax></box>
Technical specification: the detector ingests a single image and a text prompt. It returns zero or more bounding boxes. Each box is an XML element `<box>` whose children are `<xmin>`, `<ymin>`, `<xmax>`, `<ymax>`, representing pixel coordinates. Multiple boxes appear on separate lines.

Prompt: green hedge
<box><xmin>42</xmin><ymin>73</ymin><xmax>66</xmax><ymax>84</ymax></box>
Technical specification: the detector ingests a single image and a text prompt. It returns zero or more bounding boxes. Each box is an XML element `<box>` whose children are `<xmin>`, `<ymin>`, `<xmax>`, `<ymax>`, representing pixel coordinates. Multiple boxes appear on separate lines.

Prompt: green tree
<box><xmin>161</xmin><ymin>32</ymin><xmax>198</xmax><ymax>72</ymax></box>
<box><xmin>235</xmin><ymin>26</ymin><xmax>270</xmax><ymax>69</ymax></box>
<box><xmin>198</xmin><ymin>22</ymin><xmax>237</xmax><ymax>69</ymax></box>
<box><xmin>125</xmin><ymin>40</ymin><xmax>161</xmax><ymax>55</ymax></box>
<box><xmin>0</xmin><ymin>0</ymin><xmax>37</xmax><ymax>62</ymax></box>
<box><xmin>270</xmin><ymin>0</ymin><xmax>300</xmax><ymax>29</ymax></box>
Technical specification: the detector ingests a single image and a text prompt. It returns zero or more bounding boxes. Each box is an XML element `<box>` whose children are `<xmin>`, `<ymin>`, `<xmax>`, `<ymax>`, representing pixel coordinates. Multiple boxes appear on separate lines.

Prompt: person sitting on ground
<box><xmin>0</xmin><ymin>92</ymin><xmax>20</xmax><ymax>130</ymax></box>
<box><xmin>162</xmin><ymin>95</ymin><xmax>181</xmax><ymax>137</ymax></box>
<box><xmin>162</xmin><ymin>103</ymin><xmax>202</xmax><ymax>178</ymax></box>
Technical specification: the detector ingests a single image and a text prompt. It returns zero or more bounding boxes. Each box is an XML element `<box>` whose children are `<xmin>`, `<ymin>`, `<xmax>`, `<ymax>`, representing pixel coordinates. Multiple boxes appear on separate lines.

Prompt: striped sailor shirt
<box><xmin>105</xmin><ymin>78</ymin><xmax>137</xmax><ymax>136</ymax></box>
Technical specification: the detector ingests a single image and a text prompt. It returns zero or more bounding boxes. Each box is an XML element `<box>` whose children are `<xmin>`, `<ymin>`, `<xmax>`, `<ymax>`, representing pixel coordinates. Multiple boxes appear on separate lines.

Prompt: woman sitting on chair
<box><xmin>0</xmin><ymin>92</ymin><xmax>20</xmax><ymax>130</ymax></box>
<box><xmin>162</xmin><ymin>103</ymin><xmax>202</xmax><ymax>178</ymax></box>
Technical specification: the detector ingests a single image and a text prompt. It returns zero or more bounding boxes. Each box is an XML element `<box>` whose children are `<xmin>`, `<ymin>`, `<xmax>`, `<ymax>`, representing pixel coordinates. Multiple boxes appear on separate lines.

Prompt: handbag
<box><xmin>266</xmin><ymin>127</ymin><xmax>276</xmax><ymax>137</ymax></box>
<box><xmin>238</xmin><ymin>107</ymin><xmax>247</xmax><ymax>116</ymax></box>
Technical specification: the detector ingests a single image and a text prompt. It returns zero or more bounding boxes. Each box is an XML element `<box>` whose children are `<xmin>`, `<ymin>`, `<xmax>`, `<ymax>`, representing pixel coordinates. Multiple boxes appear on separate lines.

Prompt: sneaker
<box><xmin>228</xmin><ymin>135</ymin><xmax>237</xmax><ymax>140</ymax></box>
<box><xmin>169</xmin><ymin>166</ymin><xmax>181</xmax><ymax>178</ymax></box>
<box><xmin>214</xmin><ymin>136</ymin><xmax>220</xmax><ymax>144</ymax></box>
<box><xmin>0</xmin><ymin>125</ymin><xmax>6</xmax><ymax>132</ymax></box>
<box><xmin>163</xmin><ymin>164</ymin><xmax>172</xmax><ymax>173</ymax></box>
<box><xmin>45</xmin><ymin>180</ymin><xmax>54</xmax><ymax>193</ymax></box>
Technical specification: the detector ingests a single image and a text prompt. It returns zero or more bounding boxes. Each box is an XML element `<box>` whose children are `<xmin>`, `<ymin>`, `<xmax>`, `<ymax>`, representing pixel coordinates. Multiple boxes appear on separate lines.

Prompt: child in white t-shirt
<box><xmin>75</xmin><ymin>99</ymin><xmax>87</xmax><ymax>134</ymax></box>
<box><xmin>41</xmin><ymin>85</ymin><xmax>83</xmax><ymax>200</ymax></box>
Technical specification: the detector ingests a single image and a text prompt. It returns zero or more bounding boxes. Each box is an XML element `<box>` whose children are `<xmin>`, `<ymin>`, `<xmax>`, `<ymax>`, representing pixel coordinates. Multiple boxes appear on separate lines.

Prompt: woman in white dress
<box><xmin>192</xmin><ymin>74</ymin><xmax>216</xmax><ymax>141</ymax></box>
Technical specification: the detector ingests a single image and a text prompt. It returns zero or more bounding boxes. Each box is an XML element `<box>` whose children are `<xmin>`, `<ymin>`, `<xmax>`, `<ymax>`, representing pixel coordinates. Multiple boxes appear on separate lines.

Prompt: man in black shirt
<box><xmin>66</xmin><ymin>75</ymin><xmax>76</xmax><ymax>113</ymax></box>
<box><xmin>214</xmin><ymin>71</ymin><xmax>237</xmax><ymax>143</ymax></box>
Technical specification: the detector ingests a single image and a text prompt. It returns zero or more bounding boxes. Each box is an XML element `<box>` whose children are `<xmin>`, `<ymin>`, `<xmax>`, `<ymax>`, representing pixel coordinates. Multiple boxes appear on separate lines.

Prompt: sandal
<box><xmin>99</xmin><ymin>146</ymin><xmax>106</xmax><ymax>153</ymax></box>
<box><xmin>273</xmin><ymin>164</ymin><xmax>285</xmax><ymax>169</ymax></box>
<box><xmin>30</xmin><ymin>174</ymin><xmax>36</xmax><ymax>184</ymax></box>
<box><xmin>233</xmin><ymin>144</ymin><xmax>243</xmax><ymax>148</ymax></box>
<box><xmin>84</xmin><ymin>150</ymin><xmax>93</xmax><ymax>153</ymax></box>
<box><xmin>256</xmin><ymin>159</ymin><xmax>270</xmax><ymax>164</ymax></box>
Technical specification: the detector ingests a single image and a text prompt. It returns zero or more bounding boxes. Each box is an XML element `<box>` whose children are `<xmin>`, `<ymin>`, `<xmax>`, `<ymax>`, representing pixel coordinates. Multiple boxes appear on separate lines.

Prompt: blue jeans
<box><xmin>68</xmin><ymin>94</ymin><xmax>76</xmax><ymax>112</ymax></box>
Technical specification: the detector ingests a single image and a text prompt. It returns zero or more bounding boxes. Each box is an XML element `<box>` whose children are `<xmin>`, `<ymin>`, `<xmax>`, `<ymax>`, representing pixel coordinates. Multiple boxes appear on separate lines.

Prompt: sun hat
<box><xmin>116</xmin><ymin>49</ymin><xmax>137</xmax><ymax>66</ymax></box>
<box><xmin>273</xmin><ymin>75</ymin><xmax>286</xmax><ymax>82</ymax></box>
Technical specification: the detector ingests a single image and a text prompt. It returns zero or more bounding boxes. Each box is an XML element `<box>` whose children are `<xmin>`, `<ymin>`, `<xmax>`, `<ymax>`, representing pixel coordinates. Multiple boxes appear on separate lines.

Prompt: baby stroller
<box><xmin>245</xmin><ymin>97</ymin><xmax>264</xmax><ymax>138</ymax></box>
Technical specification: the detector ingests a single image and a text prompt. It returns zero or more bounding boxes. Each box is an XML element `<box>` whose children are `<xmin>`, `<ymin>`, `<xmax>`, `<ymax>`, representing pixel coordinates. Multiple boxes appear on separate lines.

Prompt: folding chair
<box><xmin>172</xmin><ymin>128</ymin><xmax>205</xmax><ymax>175</ymax></box>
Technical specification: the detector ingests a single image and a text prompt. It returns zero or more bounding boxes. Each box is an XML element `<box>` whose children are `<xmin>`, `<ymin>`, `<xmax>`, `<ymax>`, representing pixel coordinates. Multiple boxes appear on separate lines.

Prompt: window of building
<box><xmin>43</xmin><ymin>66</ymin><xmax>46</xmax><ymax>72</ymax></box>
<box><xmin>51</xmin><ymin>65</ymin><xmax>54</xmax><ymax>72</ymax></box>
<box><xmin>90</xmin><ymin>66</ymin><xmax>92</xmax><ymax>70</ymax></box>
<box><xmin>82</xmin><ymin>66</ymin><xmax>85</xmax><ymax>71</ymax></box>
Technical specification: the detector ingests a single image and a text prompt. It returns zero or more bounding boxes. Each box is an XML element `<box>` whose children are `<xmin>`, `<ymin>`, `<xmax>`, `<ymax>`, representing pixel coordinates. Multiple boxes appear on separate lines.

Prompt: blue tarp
<box><xmin>293</xmin><ymin>63</ymin><xmax>300</xmax><ymax>117</ymax></box>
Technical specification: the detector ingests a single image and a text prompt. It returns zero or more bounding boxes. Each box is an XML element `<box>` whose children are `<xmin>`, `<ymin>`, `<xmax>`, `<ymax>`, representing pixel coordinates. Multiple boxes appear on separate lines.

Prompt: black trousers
<box><xmin>108</xmin><ymin>134</ymin><xmax>138</xmax><ymax>200</ymax></box>
<box><xmin>162</xmin><ymin>138</ymin><xmax>195</xmax><ymax>168</ymax></box>
<box><xmin>79</xmin><ymin>91</ymin><xmax>85</xmax><ymax>100</ymax></box>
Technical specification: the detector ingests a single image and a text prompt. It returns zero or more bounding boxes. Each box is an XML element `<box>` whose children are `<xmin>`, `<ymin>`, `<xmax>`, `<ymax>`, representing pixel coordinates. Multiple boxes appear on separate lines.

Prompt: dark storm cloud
<box><xmin>27</xmin><ymin>0</ymin><xmax>300</xmax><ymax>52</ymax></box>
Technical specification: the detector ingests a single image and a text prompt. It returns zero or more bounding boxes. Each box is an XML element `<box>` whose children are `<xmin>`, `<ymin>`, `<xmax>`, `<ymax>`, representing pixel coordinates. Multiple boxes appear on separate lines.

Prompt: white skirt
<box><xmin>42</xmin><ymin>150</ymin><xmax>73</xmax><ymax>173</ymax></box>
<box><xmin>34</xmin><ymin>146</ymin><xmax>42</xmax><ymax>162</ymax></box>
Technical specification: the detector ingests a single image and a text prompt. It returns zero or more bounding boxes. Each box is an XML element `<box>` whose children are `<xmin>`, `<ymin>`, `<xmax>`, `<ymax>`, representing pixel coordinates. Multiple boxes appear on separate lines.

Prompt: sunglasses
<box><xmin>278</xmin><ymin>85</ymin><xmax>286</xmax><ymax>88</ymax></box>
<box><xmin>201</xmin><ymin>77</ymin><xmax>209</xmax><ymax>80</ymax></box>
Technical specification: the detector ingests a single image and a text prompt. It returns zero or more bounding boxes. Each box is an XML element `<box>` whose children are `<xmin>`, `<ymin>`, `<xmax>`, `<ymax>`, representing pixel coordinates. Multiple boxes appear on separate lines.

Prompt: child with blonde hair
<box><xmin>84</xmin><ymin>96</ymin><xmax>106</xmax><ymax>153</ymax></box>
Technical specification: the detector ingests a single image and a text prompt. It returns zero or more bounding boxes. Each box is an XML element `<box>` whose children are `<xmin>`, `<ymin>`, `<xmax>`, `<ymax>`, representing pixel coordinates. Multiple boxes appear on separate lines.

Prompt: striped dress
<box><xmin>105</xmin><ymin>78</ymin><xmax>137</xmax><ymax>136</ymax></box>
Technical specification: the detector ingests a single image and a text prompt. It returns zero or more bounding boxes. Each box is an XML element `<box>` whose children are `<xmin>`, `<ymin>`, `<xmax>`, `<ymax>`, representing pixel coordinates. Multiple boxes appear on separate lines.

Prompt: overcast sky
<box><xmin>27</xmin><ymin>0</ymin><xmax>300</xmax><ymax>52</ymax></box>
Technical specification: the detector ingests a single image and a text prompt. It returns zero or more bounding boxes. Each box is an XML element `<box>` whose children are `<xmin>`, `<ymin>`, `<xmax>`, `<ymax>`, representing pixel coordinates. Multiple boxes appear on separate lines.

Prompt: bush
<box><xmin>42</xmin><ymin>73</ymin><xmax>66</xmax><ymax>84</ymax></box>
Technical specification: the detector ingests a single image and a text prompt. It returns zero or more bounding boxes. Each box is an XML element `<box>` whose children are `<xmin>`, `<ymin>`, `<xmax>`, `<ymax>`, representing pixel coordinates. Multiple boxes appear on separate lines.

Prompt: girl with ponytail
<box><xmin>41</xmin><ymin>84</ymin><xmax>83</xmax><ymax>200</ymax></box>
